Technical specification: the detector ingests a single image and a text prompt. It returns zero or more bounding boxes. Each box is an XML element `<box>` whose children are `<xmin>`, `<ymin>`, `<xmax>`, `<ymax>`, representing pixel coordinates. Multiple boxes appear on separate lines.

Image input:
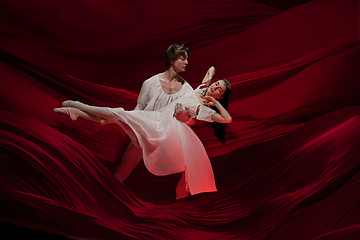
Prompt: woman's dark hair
<box><xmin>164</xmin><ymin>43</ymin><xmax>191</xmax><ymax>70</ymax></box>
<box><xmin>210</xmin><ymin>79</ymin><xmax>231</xmax><ymax>144</ymax></box>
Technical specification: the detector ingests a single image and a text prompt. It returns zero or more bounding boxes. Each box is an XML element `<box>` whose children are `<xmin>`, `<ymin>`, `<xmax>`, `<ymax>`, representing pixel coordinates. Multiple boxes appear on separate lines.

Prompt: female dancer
<box><xmin>54</xmin><ymin>74</ymin><xmax>231</xmax><ymax>199</ymax></box>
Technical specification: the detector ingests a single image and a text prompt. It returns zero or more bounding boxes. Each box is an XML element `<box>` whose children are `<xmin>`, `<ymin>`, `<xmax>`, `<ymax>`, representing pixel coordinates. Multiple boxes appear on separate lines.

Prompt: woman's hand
<box><xmin>202</xmin><ymin>96</ymin><xmax>218</xmax><ymax>106</ymax></box>
<box><xmin>205</xmin><ymin>96</ymin><xmax>232</xmax><ymax>123</ymax></box>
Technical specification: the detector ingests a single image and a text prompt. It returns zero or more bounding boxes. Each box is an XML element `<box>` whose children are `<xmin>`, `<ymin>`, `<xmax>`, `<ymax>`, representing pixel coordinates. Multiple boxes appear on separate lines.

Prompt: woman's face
<box><xmin>171</xmin><ymin>52</ymin><xmax>189</xmax><ymax>73</ymax></box>
<box><xmin>207</xmin><ymin>80</ymin><xmax>227</xmax><ymax>99</ymax></box>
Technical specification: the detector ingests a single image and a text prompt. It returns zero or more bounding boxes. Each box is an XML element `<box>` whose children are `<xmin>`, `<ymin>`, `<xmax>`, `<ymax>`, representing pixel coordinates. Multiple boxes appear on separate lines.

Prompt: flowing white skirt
<box><xmin>106</xmin><ymin>99</ymin><xmax>217</xmax><ymax>195</ymax></box>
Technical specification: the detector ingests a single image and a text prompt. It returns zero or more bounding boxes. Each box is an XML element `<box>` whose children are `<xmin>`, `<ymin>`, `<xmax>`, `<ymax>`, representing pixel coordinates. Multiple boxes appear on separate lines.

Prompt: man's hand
<box><xmin>174</xmin><ymin>103</ymin><xmax>191</xmax><ymax>122</ymax></box>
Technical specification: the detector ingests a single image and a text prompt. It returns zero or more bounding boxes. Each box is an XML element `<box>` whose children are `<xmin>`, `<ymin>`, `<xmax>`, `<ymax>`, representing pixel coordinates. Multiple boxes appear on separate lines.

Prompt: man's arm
<box><xmin>134</xmin><ymin>79</ymin><xmax>152</xmax><ymax>110</ymax></box>
<box><xmin>174</xmin><ymin>103</ymin><xmax>196</xmax><ymax>126</ymax></box>
<box><xmin>184</xmin><ymin>116</ymin><xmax>196</xmax><ymax>126</ymax></box>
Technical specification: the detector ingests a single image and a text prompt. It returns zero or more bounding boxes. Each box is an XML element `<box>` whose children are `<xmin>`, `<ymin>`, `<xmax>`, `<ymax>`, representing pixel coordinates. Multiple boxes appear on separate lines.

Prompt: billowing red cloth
<box><xmin>1</xmin><ymin>0</ymin><xmax>360</xmax><ymax>239</ymax></box>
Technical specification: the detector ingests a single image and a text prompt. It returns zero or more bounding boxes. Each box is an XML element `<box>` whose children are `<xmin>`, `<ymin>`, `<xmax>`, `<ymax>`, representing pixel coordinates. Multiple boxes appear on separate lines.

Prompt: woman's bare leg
<box><xmin>62</xmin><ymin>100</ymin><xmax>115</xmax><ymax>120</ymax></box>
<box><xmin>176</xmin><ymin>171</ymin><xmax>189</xmax><ymax>200</ymax></box>
<box><xmin>114</xmin><ymin>142</ymin><xmax>143</xmax><ymax>183</ymax></box>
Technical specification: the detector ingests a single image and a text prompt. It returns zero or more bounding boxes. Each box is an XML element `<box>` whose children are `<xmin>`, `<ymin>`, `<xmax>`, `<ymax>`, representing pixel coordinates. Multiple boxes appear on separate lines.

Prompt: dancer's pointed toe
<box><xmin>53</xmin><ymin>107</ymin><xmax>64</xmax><ymax>114</ymax></box>
<box><xmin>53</xmin><ymin>107</ymin><xmax>79</xmax><ymax>121</ymax></box>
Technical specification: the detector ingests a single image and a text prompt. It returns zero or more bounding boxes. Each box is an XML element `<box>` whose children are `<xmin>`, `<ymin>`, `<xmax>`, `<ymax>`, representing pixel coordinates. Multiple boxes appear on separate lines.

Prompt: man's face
<box><xmin>172</xmin><ymin>52</ymin><xmax>188</xmax><ymax>72</ymax></box>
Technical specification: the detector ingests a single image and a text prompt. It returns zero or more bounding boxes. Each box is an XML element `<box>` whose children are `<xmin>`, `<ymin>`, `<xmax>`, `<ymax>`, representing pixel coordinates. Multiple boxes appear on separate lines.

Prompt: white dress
<box><xmin>105</xmin><ymin>84</ymin><xmax>217</xmax><ymax>195</ymax></box>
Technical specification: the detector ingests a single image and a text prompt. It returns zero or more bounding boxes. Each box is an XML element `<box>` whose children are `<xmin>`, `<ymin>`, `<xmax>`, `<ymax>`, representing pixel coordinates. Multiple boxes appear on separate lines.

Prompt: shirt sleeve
<box><xmin>182</xmin><ymin>81</ymin><xmax>195</xmax><ymax>94</ymax></box>
<box><xmin>196</xmin><ymin>105</ymin><xmax>216</xmax><ymax>122</ymax></box>
<box><xmin>134</xmin><ymin>77</ymin><xmax>153</xmax><ymax>110</ymax></box>
<box><xmin>194</xmin><ymin>83</ymin><xmax>207</xmax><ymax>95</ymax></box>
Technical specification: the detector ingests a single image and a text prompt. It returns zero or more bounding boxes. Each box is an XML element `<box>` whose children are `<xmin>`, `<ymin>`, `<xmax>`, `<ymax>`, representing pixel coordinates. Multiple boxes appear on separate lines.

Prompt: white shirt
<box><xmin>135</xmin><ymin>74</ymin><xmax>194</xmax><ymax>111</ymax></box>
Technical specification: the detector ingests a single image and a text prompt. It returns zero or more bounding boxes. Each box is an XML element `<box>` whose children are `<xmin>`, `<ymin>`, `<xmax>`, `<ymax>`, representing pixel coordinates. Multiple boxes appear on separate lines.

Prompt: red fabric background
<box><xmin>1</xmin><ymin>0</ymin><xmax>360</xmax><ymax>239</ymax></box>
